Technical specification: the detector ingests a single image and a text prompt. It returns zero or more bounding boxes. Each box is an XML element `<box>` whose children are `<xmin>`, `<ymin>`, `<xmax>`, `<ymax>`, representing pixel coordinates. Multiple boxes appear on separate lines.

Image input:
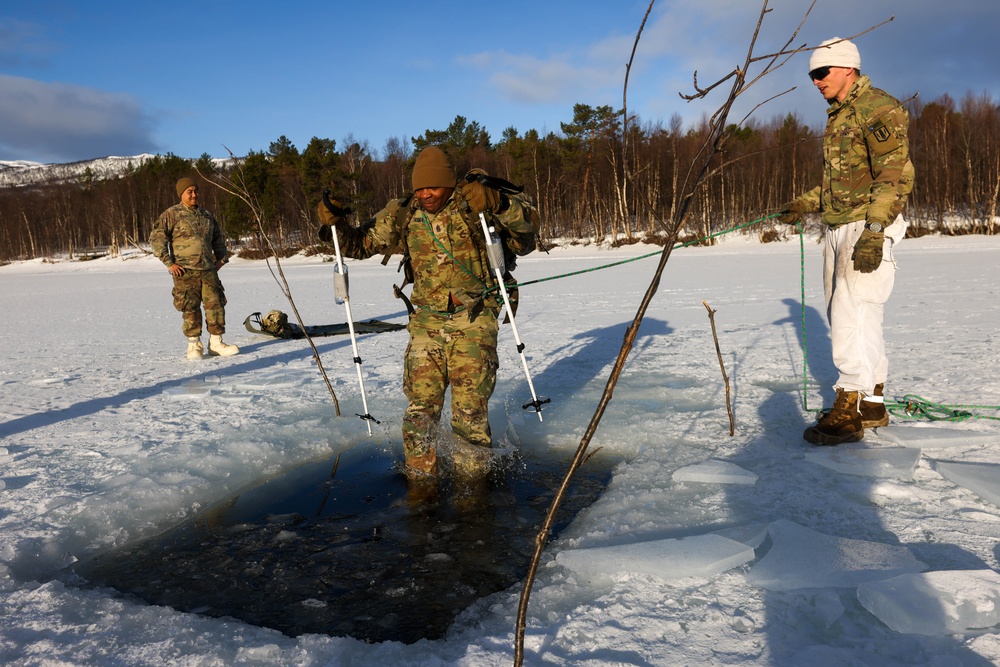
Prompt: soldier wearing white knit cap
<box><xmin>778</xmin><ymin>38</ymin><xmax>914</xmax><ymax>445</ymax></box>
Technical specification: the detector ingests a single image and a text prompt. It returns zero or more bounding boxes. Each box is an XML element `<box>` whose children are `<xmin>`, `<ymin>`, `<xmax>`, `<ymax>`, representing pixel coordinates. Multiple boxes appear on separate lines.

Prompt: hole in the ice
<box><xmin>70</xmin><ymin>442</ymin><xmax>615</xmax><ymax>643</ymax></box>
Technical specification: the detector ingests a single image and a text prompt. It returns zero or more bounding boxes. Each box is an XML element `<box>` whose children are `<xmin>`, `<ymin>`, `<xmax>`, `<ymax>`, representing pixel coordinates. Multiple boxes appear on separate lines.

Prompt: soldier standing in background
<box><xmin>150</xmin><ymin>177</ymin><xmax>239</xmax><ymax>360</ymax></box>
<box><xmin>317</xmin><ymin>145</ymin><xmax>538</xmax><ymax>484</ymax></box>
<box><xmin>778</xmin><ymin>37</ymin><xmax>914</xmax><ymax>445</ymax></box>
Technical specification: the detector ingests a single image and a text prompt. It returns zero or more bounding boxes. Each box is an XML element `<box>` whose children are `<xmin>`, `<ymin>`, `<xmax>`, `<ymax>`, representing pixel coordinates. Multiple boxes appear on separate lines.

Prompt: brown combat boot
<box><xmin>404</xmin><ymin>449</ymin><xmax>438</xmax><ymax>478</ymax></box>
<box><xmin>804</xmin><ymin>389</ymin><xmax>864</xmax><ymax>446</ymax></box>
<box><xmin>860</xmin><ymin>383</ymin><xmax>890</xmax><ymax>428</ymax></box>
<box><xmin>451</xmin><ymin>441</ymin><xmax>492</xmax><ymax>480</ymax></box>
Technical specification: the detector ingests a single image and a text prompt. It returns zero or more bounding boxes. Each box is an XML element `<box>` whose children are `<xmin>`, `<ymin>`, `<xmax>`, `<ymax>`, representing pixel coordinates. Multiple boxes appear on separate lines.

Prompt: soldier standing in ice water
<box><xmin>150</xmin><ymin>177</ymin><xmax>239</xmax><ymax>360</ymax></box>
<box><xmin>778</xmin><ymin>38</ymin><xmax>914</xmax><ymax>445</ymax></box>
<box><xmin>317</xmin><ymin>145</ymin><xmax>539</xmax><ymax>482</ymax></box>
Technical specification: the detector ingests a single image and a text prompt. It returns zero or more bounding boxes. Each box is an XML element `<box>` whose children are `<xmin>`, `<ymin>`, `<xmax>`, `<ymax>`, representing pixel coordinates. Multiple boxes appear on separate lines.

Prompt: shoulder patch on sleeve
<box><xmin>866</xmin><ymin>118</ymin><xmax>902</xmax><ymax>157</ymax></box>
<box><xmin>870</xmin><ymin>121</ymin><xmax>892</xmax><ymax>143</ymax></box>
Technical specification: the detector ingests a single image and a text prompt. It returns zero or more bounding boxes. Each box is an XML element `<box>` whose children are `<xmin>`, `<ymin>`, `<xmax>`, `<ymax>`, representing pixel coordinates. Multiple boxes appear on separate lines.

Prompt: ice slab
<box><xmin>713</xmin><ymin>523</ymin><xmax>769</xmax><ymax>549</ymax></box>
<box><xmin>935</xmin><ymin>460</ymin><xmax>1000</xmax><ymax>509</ymax></box>
<box><xmin>231</xmin><ymin>370</ymin><xmax>310</xmax><ymax>391</ymax></box>
<box><xmin>746</xmin><ymin>520</ymin><xmax>926</xmax><ymax>591</ymax></box>
<box><xmin>857</xmin><ymin>569</ymin><xmax>1000</xmax><ymax>635</ymax></box>
<box><xmin>161</xmin><ymin>381</ymin><xmax>213</xmax><ymax>400</ymax></box>
<box><xmin>672</xmin><ymin>459</ymin><xmax>758</xmax><ymax>485</ymax></box>
<box><xmin>556</xmin><ymin>533</ymin><xmax>754</xmax><ymax>581</ymax></box>
<box><xmin>27</xmin><ymin>377</ymin><xmax>69</xmax><ymax>386</ymax></box>
<box><xmin>879</xmin><ymin>425</ymin><xmax>1000</xmax><ymax>450</ymax></box>
<box><xmin>803</xmin><ymin>445</ymin><xmax>920</xmax><ymax>480</ymax></box>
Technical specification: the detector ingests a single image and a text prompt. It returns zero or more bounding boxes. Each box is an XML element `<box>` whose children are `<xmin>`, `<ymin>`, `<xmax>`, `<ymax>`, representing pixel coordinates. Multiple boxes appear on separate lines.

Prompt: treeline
<box><xmin>1</xmin><ymin>92</ymin><xmax>998</xmax><ymax>263</ymax></box>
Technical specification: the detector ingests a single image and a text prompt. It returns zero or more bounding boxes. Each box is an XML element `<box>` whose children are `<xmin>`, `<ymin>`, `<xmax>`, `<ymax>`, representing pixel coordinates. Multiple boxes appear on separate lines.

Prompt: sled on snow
<box><xmin>243</xmin><ymin>310</ymin><xmax>405</xmax><ymax>340</ymax></box>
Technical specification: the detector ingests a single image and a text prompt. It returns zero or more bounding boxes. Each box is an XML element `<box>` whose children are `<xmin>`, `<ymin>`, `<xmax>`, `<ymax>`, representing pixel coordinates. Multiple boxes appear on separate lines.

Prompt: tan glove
<box><xmin>317</xmin><ymin>199</ymin><xmax>348</xmax><ymax>242</ymax></box>
<box><xmin>852</xmin><ymin>227</ymin><xmax>885</xmax><ymax>273</ymax></box>
<box><xmin>317</xmin><ymin>199</ymin><xmax>347</xmax><ymax>226</ymax></box>
<box><xmin>461</xmin><ymin>169</ymin><xmax>502</xmax><ymax>214</ymax></box>
<box><xmin>777</xmin><ymin>199</ymin><xmax>809</xmax><ymax>225</ymax></box>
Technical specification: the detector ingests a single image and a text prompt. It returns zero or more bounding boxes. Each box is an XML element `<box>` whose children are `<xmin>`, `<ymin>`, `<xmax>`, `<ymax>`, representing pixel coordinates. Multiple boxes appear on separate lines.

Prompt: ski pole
<box><xmin>478</xmin><ymin>211</ymin><xmax>549</xmax><ymax>421</ymax></box>
<box><xmin>323</xmin><ymin>190</ymin><xmax>378</xmax><ymax>435</ymax></box>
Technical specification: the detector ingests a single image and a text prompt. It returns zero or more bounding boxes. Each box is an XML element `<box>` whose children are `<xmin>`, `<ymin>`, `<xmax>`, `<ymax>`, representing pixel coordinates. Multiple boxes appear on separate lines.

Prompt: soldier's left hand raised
<box><xmin>461</xmin><ymin>169</ymin><xmax>506</xmax><ymax>214</ymax></box>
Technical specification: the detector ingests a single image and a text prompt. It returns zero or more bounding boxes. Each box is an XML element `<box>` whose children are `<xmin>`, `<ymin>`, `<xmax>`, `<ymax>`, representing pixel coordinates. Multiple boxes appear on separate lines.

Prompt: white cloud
<box><xmin>0</xmin><ymin>75</ymin><xmax>159</xmax><ymax>163</ymax></box>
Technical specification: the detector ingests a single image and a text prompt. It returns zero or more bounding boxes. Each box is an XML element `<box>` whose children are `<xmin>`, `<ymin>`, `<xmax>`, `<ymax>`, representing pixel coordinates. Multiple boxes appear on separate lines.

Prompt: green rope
<box><xmin>887</xmin><ymin>395</ymin><xmax>1000</xmax><ymax>423</ymax></box>
<box><xmin>479</xmin><ymin>215</ymin><xmax>775</xmax><ymax>299</ymax></box>
<box><xmin>415</xmin><ymin>207</ymin><xmax>1000</xmax><ymax>423</ymax></box>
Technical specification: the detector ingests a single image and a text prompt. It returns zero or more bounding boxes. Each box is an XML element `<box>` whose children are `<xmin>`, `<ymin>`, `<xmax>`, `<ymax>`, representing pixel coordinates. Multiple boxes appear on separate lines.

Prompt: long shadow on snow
<box><xmin>774</xmin><ymin>297</ymin><xmax>837</xmax><ymax>409</ymax></box>
<box><xmin>721</xmin><ymin>387</ymin><xmax>995</xmax><ymax>664</ymax></box>
<box><xmin>0</xmin><ymin>315</ymin><xmax>409</xmax><ymax>440</ymax></box>
<box><xmin>516</xmin><ymin>317</ymin><xmax>673</xmax><ymax>421</ymax></box>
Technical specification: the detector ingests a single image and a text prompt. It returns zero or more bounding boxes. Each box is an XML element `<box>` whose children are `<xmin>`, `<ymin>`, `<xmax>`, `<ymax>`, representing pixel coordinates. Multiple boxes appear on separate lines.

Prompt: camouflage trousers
<box><xmin>171</xmin><ymin>269</ymin><xmax>227</xmax><ymax>338</ymax></box>
<box><xmin>402</xmin><ymin>307</ymin><xmax>499</xmax><ymax>473</ymax></box>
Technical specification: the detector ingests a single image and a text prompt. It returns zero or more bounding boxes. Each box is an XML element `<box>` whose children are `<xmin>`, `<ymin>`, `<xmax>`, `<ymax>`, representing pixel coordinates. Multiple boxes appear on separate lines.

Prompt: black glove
<box><xmin>852</xmin><ymin>227</ymin><xmax>885</xmax><ymax>273</ymax></box>
<box><xmin>461</xmin><ymin>169</ymin><xmax>506</xmax><ymax>214</ymax></box>
<box><xmin>777</xmin><ymin>199</ymin><xmax>809</xmax><ymax>225</ymax></box>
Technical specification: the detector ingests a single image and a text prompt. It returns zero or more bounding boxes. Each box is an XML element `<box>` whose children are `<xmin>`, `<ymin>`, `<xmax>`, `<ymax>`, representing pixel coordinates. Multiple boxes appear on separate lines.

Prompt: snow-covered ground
<box><xmin>2</xmin><ymin>232</ymin><xmax>1000</xmax><ymax>666</ymax></box>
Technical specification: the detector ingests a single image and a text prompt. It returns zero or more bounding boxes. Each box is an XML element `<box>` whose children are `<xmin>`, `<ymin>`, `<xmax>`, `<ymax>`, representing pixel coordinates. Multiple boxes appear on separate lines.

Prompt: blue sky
<box><xmin>1</xmin><ymin>0</ymin><xmax>996</xmax><ymax>164</ymax></box>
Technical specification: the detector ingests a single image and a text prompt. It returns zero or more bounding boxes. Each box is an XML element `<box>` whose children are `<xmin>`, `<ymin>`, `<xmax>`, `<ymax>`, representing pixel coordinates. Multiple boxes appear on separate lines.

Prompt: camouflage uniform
<box><xmin>333</xmin><ymin>190</ymin><xmax>537</xmax><ymax>475</ymax></box>
<box><xmin>791</xmin><ymin>74</ymin><xmax>914</xmax><ymax>396</ymax></box>
<box><xmin>150</xmin><ymin>202</ymin><xmax>230</xmax><ymax>337</ymax></box>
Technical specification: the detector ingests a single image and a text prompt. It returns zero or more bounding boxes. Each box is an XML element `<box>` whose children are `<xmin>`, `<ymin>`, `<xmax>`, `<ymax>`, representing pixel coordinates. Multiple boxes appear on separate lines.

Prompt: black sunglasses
<box><xmin>809</xmin><ymin>66</ymin><xmax>832</xmax><ymax>82</ymax></box>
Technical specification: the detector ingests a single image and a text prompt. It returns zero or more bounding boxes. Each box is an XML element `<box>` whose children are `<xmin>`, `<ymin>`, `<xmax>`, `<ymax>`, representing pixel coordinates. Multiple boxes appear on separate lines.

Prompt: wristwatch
<box><xmin>865</xmin><ymin>221</ymin><xmax>884</xmax><ymax>233</ymax></box>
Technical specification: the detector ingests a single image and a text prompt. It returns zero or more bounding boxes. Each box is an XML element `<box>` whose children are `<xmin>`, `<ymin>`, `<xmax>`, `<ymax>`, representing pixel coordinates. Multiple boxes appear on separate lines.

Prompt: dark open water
<box><xmin>71</xmin><ymin>443</ymin><xmax>614</xmax><ymax>643</ymax></box>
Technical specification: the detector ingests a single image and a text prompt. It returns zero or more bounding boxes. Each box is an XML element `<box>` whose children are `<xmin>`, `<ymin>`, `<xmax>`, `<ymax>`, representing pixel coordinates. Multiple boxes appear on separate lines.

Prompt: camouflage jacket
<box><xmin>334</xmin><ymin>191</ymin><xmax>538</xmax><ymax>313</ymax></box>
<box><xmin>150</xmin><ymin>203</ymin><xmax>228</xmax><ymax>271</ymax></box>
<box><xmin>796</xmin><ymin>75</ymin><xmax>914</xmax><ymax>228</ymax></box>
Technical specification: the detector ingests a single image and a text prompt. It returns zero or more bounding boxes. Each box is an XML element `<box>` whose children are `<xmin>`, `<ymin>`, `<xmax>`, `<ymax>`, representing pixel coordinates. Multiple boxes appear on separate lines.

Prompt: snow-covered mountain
<box><xmin>0</xmin><ymin>154</ymin><xmax>232</xmax><ymax>189</ymax></box>
<box><xmin>0</xmin><ymin>154</ymin><xmax>159</xmax><ymax>188</ymax></box>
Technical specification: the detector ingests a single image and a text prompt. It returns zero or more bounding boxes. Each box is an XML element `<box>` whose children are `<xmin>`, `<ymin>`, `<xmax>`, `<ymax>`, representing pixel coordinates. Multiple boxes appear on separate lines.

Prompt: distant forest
<box><xmin>1</xmin><ymin>92</ymin><xmax>998</xmax><ymax>263</ymax></box>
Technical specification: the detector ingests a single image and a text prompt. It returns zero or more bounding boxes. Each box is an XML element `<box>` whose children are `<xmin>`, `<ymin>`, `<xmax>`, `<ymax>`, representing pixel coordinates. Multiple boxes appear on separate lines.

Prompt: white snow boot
<box><xmin>186</xmin><ymin>337</ymin><xmax>204</xmax><ymax>360</ymax></box>
<box><xmin>208</xmin><ymin>334</ymin><xmax>239</xmax><ymax>357</ymax></box>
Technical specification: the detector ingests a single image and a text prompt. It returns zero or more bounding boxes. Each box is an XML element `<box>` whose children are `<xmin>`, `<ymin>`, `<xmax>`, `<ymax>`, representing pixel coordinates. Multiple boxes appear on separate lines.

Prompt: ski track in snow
<box><xmin>1</xmin><ymin>234</ymin><xmax>1000</xmax><ymax>665</ymax></box>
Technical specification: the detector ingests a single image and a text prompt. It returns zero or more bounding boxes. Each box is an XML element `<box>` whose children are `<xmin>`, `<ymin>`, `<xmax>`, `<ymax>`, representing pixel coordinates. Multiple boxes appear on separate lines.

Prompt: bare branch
<box><xmin>512</xmin><ymin>4</ymin><xmax>903</xmax><ymax>663</ymax></box>
<box><xmin>703</xmin><ymin>301</ymin><xmax>735</xmax><ymax>436</ymax></box>
<box><xmin>200</xmin><ymin>150</ymin><xmax>342</xmax><ymax>417</ymax></box>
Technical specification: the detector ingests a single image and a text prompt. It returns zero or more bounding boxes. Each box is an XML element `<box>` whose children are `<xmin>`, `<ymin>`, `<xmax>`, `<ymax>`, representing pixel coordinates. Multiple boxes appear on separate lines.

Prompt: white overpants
<box><xmin>823</xmin><ymin>216</ymin><xmax>906</xmax><ymax>395</ymax></box>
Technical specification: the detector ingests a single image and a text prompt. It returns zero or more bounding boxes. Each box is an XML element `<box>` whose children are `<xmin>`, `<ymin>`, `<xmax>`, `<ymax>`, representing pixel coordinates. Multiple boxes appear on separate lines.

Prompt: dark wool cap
<box><xmin>176</xmin><ymin>177</ymin><xmax>197</xmax><ymax>198</ymax></box>
<box><xmin>411</xmin><ymin>146</ymin><xmax>456</xmax><ymax>191</ymax></box>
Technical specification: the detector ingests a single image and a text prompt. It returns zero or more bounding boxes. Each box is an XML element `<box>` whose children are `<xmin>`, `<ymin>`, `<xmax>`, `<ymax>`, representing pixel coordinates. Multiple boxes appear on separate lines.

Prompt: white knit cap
<box><xmin>809</xmin><ymin>37</ymin><xmax>861</xmax><ymax>71</ymax></box>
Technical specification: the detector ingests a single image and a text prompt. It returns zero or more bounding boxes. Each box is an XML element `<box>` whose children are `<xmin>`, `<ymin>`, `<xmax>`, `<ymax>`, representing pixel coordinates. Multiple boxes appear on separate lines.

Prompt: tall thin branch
<box><xmin>512</xmin><ymin>3</ymin><xmax>895</xmax><ymax>664</ymax></box>
<box><xmin>703</xmin><ymin>301</ymin><xmax>735</xmax><ymax>436</ymax></box>
<box><xmin>200</xmin><ymin>157</ymin><xmax>342</xmax><ymax>416</ymax></box>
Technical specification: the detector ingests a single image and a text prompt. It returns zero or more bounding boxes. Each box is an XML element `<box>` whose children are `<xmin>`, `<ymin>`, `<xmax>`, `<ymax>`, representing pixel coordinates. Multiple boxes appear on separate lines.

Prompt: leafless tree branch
<box><xmin>200</xmin><ymin>151</ymin><xmax>342</xmax><ymax>416</ymax></box>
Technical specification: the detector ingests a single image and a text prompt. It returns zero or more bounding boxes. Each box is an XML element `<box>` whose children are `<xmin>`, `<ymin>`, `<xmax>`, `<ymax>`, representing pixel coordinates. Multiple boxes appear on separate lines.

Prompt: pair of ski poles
<box><xmin>321</xmin><ymin>191</ymin><xmax>548</xmax><ymax>436</ymax></box>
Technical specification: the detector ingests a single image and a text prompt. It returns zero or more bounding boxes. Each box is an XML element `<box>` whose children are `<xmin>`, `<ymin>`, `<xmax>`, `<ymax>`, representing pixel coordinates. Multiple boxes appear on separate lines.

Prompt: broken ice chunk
<box><xmin>672</xmin><ymin>459</ymin><xmax>758</xmax><ymax>485</ymax></box>
<box><xmin>935</xmin><ymin>460</ymin><xmax>1000</xmax><ymax>509</ymax></box>
<box><xmin>161</xmin><ymin>381</ymin><xmax>213</xmax><ymax>400</ymax></box>
<box><xmin>746</xmin><ymin>520</ymin><xmax>926</xmax><ymax>591</ymax></box>
<box><xmin>879</xmin><ymin>426</ymin><xmax>1000</xmax><ymax>450</ymax></box>
<box><xmin>713</xmin><ymin>523</ymin><xmax>769</xmax><ymax>550</ymax></box>
<box><xmin>857</xmin><ymin>570</ymin><xmax>1000</xmax><ymax>635</ymax></box>
<box><xmin>556</xmin><ymin>533</ymin><xmax>754</xmax><ymax>580</ymax></box>
<box><xmin>803</xmin><ymin>446</ymin><xmax>920</xmax><ymax>480</ymax></box>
